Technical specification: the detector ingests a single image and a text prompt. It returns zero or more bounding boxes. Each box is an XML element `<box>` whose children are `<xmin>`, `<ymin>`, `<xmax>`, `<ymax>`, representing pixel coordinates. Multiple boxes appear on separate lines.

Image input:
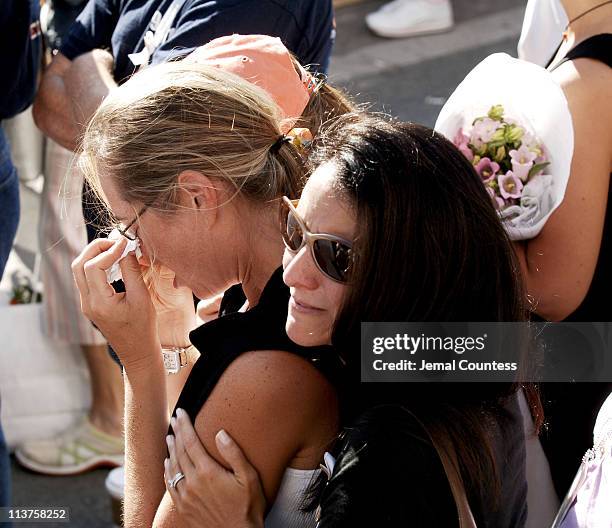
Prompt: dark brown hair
<box><xmin>288</xmin><ymin>56</ymin><xmax>358</xmax><ymax>142</ymax></box>
<box><xmin>299</xmin><ymin>80</ymin><xmax>357</xmax><ymax>140</ymax></box>
<box><xmin>310</xmin><ymin>114</ymin><xmax>540</xmax><ymax>507</ymax></box>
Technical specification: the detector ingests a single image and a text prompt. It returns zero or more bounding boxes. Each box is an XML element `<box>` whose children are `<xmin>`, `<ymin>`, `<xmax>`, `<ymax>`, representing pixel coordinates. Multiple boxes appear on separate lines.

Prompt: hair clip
<box><xmin>286</xmin><ymin>127</ymin><xmax>313</xmax><ymax>152</ymax></box>
<box><xmin>297</xmin><ymin>65</ymin><xmax>318</xmax><ymax>96</ymax></box>
<box><xmin>270</xmin><ymin>128</ymin><xmax>313</xmax><ymax>155</ymax></box>
<box><xmin>270</xmin><ymin>135</ymin><xmax>292</xmax><ymax>154</ymax></box>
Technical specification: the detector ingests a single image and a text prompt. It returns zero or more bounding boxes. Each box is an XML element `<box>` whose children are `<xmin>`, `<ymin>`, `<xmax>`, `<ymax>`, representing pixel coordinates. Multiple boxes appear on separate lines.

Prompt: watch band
<box><xmin>161</xmin><ymin>345</ymin><xmax>195</xmax><ymax>374</ymax></box>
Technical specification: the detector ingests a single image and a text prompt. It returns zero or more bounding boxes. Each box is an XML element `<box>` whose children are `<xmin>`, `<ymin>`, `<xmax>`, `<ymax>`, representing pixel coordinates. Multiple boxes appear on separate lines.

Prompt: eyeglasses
<box><xmin>115</xmin><ymin>205</ymin><xmax>148</xmax><ymax>241</ymax></box>
<box><xmin>281</xmin><ymin>196</ymin><xmax>353</xmax><ymax>283</ymax></box>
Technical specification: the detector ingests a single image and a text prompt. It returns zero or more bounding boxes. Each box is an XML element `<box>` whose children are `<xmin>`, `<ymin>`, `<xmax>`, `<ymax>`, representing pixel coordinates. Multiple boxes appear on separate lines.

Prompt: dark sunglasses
<box><xmin>281</xmin><ymin>196</ymin><xmax>353</xmax><ymax>283</ymax></box>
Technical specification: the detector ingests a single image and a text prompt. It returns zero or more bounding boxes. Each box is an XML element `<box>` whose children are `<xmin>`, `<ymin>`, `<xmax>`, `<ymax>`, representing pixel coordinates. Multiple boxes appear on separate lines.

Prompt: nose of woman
<box><xmin>282</xmin><ymin>245</ymin><xmax>320</xmax><ymax>292</ymax></box>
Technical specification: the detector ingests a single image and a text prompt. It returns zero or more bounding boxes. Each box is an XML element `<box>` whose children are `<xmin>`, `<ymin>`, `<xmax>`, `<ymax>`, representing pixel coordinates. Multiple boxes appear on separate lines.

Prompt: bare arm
<box><xmin>162</xmin><ymin>295</ymin><xmax>224</xmax><ymax>410</ymax></box>
<box><xmin>164</xmin><ymin>295</ymin><xmax>223</xmax><ymax>412</ymax></box>
<box><xmin>159</xmin><ymin>309</ymin><xmax>199</xmax><ymax>413</ymax></box>
<box><xmin>33</xmin><ymin>53</ymin><xmax>79</xmax><ymax>149</ymax></box>
<box><xmin>65</xmin><ymin>49</ymin><xmax>116</xmax><ymax>138</ymax></box>
<box><xmin>163</xmin><ymin>294</ymin><xmax>225</xmax><ymax>412</ymax></box>
<box><xmin>72</xmin><ymin>242</ymin><xmax>170</xmax><ymax>528</ymax></box>
<box><xmin>153</xmin><ymin>350</ymin><xmax>338</xmax><ymax>528</ymax></box>
<box><xmin>515</xmin><ymin>60</ymin><xmax>612</xmax><ymax>320</ymax></box>
<box><xmin>123</xmin><ymin>355</ymin><xmax>169</xmax><ymax>528</ymax></box>
<box><xmin>33</xmin><ymin>50</ymin><xmax>116</xmax><ymax>150</ymax></box>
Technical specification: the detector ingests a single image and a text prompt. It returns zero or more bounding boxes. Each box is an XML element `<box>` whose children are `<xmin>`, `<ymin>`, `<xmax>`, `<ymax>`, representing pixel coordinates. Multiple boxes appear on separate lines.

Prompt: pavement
<box><xmin>3</xmin><ymin>0</ymin><xmax>525</xmax><ymax>526</ymax></box>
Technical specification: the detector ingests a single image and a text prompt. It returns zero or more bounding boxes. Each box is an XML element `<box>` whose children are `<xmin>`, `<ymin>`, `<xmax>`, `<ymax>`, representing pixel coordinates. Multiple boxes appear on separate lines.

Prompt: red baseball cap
<box><xmin>185</xmin><ymin>34</ymin><xmax>316</xmax><ymax>132</ymax></box>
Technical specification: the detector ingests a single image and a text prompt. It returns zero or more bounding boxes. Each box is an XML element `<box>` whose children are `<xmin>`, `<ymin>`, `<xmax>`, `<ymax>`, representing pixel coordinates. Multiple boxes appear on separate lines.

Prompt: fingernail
<box><xmin>170</xmin><ymin>417</ymin><xmax>176</xmax><ymax>428</ymax></box>
<box><xmin>176</xmin><ymin>408</ymin><xmax>185</xmax><ymax>419</ymax></box>
<box><xmin>216</xmin><ymin>429</ymin><xmax>230</xmax><ymax>446</ymax></box>
<box><xmin>164</xmin><ymin>458</ymin><xmax>169</xmax><ymax>468</ymax></box>
<box><xmin>166</xmin><ymin>435</ymin><xmax>173</xmax><ymax>446</ymax></box>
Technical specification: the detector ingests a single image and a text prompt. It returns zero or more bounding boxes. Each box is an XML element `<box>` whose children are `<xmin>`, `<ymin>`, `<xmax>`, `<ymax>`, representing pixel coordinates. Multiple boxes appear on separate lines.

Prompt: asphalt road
<box><xmin>4</xmin><ymin>1</ymin><xmax>525</xmax><ymax>526</ymax></box>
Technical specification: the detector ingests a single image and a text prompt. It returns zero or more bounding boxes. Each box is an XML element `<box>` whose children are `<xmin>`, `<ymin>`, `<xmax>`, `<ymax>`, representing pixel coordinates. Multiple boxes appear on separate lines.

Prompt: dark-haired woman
<box><xmin>164</xmin><ymin>116</ymin><xmax>532</xmax><ymax>527</ymax></box>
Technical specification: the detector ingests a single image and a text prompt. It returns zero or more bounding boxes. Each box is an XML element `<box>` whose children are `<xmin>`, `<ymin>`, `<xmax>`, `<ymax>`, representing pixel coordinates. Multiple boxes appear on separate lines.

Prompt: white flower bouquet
<box><xmin>435</xmin><ymin>53</ymin><xmax>574</xmax><ymax>240</ymax></box>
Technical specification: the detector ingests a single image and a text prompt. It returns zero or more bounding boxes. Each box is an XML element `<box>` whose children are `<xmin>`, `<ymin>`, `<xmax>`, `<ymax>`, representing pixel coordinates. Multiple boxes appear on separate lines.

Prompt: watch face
<box><xmin>163</xmin><ymin>351</ymin><xmax>180</xmax><ymax>374</ymax></box>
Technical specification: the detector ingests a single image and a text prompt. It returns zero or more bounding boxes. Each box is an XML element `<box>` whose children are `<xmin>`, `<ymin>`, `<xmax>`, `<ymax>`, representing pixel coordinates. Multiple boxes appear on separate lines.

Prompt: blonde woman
<box><xmin>72</xmin><ymin>58</ymin><xmax>353</xmax><ymax>528</ymax></box>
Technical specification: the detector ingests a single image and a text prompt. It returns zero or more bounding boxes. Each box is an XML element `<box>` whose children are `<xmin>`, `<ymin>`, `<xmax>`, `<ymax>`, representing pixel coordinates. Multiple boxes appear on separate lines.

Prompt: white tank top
<box><xmin>265</xmin><ymin>467</ymin><xmax>320</xmax><ymax>528</ymax></box>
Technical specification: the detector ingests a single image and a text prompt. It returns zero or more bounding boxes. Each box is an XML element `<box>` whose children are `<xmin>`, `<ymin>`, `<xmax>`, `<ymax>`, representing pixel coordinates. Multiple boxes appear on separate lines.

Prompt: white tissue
<box><xmin>106</xmin><ymin>228</ymin><xmax>142</xmax><ymax>283</ymax></box>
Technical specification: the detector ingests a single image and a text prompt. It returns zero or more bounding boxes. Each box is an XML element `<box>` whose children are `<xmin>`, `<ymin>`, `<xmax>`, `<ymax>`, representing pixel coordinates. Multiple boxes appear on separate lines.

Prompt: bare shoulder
<box><xmin>552</xmin><ymin>60</ymin><xmax>612</xmax><ymax>166</ymax></box>
<box><xmin>191</xmin><ymin>350</ymin><xmax>338</xmax><ymax>499</ymax></box>
<box><xmin>553</xmin><ymin>59</ymin><xmax>612</xmax><ymax>119</ymax></box>
<box><xmin>204</xmin><ymin>350</ymin><xmax>338</xmax><ymax>434</ymax></box>
<box><xmin>219</xmin><ymin>349</ymin><xmax>336</xmax><ymax>400</ymax></box>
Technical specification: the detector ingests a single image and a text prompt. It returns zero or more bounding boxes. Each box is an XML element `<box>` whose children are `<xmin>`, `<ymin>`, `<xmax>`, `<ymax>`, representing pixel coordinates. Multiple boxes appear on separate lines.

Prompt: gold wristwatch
<box><xmin>162</xmin><ymin>345</ymin><xmax>195</xmax><ymax>374</ymax></box>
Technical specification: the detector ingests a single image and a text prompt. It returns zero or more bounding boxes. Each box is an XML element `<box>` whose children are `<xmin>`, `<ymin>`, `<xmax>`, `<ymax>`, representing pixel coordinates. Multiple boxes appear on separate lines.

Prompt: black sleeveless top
<box><xmin>172</xmin><ymin>267</ymin><xmax>343</xmax><ymax>424</ymax></box>
<box><xmin>547</xmin><ymin>34</ymin><xmax>612</xmax><ymax>322</ymax></box>
<box><xmin>548</xmin><ymin>33</ymin><xmax>612</xmax><ymax>73</ymax></box>
<box><xmin>539</xmin><ymin>34</ymin><xmax>612</xmax><ymax>497</ymax></box>
<box><xmin>318</xmin><ymin>398</ymin><xmax>527</xmax><ymax>528</ymax></box>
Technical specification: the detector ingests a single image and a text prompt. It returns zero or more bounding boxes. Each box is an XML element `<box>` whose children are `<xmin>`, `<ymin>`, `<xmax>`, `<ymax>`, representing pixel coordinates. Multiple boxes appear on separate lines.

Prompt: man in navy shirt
<box><xmin>0</xmin><ymin>0</ymin><xmax>41</xmax><ymax>273</ymax></box>
<box><xmin>24</xmin><ymin>0</ymin><xmax>334</xmax><ymax>478</ymax></box>
<box><xmin>34</xmin><ymin>0</ymin><xmax>335</xmax><ymax>150</ymax></box>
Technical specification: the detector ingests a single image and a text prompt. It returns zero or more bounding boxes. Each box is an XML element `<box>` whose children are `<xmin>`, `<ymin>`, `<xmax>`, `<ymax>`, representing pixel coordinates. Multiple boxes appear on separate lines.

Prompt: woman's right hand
<box><xmin>72</xmin><ymin>238</ymin><xmax>160</xmax><ymax>370</ymax></box>
<box><xmin>141</xmin><ymin>262</ymin><xmax>193</xmax><ymax>315</ymax></box>
<box><xmin>165</xmin><ymin>409</ymin><xmax>266</xmax><ymax>528</ymax></box>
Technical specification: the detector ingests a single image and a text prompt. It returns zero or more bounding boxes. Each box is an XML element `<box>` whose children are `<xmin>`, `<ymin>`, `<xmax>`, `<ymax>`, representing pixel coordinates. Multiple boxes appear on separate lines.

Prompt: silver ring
<box><xmin>168</xmin><ymin>471</ymin><xmax>185</xmax><ymax>489</ymax></box>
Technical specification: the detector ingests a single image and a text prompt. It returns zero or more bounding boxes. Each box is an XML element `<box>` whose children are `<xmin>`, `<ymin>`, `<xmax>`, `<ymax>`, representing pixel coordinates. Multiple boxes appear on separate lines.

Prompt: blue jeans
<box><xmin>0</xmin><ymin>127</ymin><xmax>20</xmax><ymax>280</ymax></box>
<box><xmin>0</xmin><ymin>126</ymin><xmax>19</xmax><ymax>515</ymax></box>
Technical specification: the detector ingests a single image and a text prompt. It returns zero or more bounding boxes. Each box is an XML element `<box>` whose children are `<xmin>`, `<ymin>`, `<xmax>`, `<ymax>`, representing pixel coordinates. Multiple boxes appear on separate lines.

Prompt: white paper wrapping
<box><xmin>434</xmin><ymin>53</ymin><xmax>574</xmax><ymax>240</ymax></box>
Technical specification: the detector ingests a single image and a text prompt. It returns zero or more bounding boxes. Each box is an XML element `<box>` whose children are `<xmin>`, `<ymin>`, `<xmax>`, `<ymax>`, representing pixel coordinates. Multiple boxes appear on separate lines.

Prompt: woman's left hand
<box><xmin>165</xmin><ymin>408</ymin><xmax>266</xmax><ymax>528</ymax></box>
<box><xmin>72</xmin><ymin>238</ymin><xmax>159</xmax><ymax>369</ymax></box>
<box><xmin>141</xmin><ymin>262</ymin><xmax>197</xmax><ymax>346</ymax></box>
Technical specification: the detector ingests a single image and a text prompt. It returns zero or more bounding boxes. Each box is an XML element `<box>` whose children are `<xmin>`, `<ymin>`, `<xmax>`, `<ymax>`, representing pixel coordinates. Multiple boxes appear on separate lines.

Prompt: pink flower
<box><xmin>453</xmin><ymin>129</ymin><xmax>469</xmax><ymax>146</ymax></box>
<box><xmin>453</xmin><ymin>129</ymin><xmax>474</xmax><ymax>162</ymax></box>
<box><xmin>520</xmin><ymin>131</ymin><xmax>538</xmax><ymax>150</ymax></box>
<box><xmin>510</xmin><ymin>160</ymin><xmax>531</xmax><ymax>182</ymax></box>
<box><xmin>469</xmin><ymin>136</ymin><xmax>484</xmax><ymax>150</ymax></box>
<box><xmin>474</xmin><ymin>157</ymin><xmax>500</xmax><ymax>182</ymax></box>
<box><xmin>487</xmin><ymin>187</ymin><xmax>505</xmax><ymax>210</ymax></box>
<box><xmin>459</xmin><ymin>144</ymin><xmax>474</xmax><ymax>162</ymax></box>
<box><xmin>509</xmin><ymin>145</ymin><xmax>537</xmax><ymax>182</ymax></box>
<box><xmin>498</xmin><ymin>171</ymin><xmax>523</xmax><ymax>200</ymax></box>
<box><xmin>472</xmin><ymin>118</ymin><xmax>500</xmax><ymax>143</ymax></box>
<box><xmin>509</xmin><ymin>145</ymin><xmax>537</xmax><ymax>164</ymax></box>
<box><xmin>535</xmin><ymin>144</ymin><xmax>548</xmax><ymax>165</ymax></box>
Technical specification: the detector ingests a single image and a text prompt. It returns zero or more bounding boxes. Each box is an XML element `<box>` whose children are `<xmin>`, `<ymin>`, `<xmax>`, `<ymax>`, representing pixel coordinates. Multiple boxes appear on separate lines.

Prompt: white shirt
<box><xmin>265</xmin><ymin>467</ymin><xmax>320</xmax><ymax>528</ymax></box>
<box><xmin>518</xmin><ymin>0</ymin><xmax>568</xmax><ymax>66</ymax></box>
